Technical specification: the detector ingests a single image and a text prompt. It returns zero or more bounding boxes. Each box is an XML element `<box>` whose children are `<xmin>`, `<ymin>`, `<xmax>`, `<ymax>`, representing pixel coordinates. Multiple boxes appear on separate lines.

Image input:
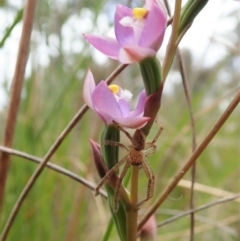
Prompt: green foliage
<box><xmin>101</xmin><ymin>125</ymin><xmax>128</xmax><ymax>241</ymax></box>
<box><xmin>0</xmin><ymin>8</ymin><xmax>23</xmax><ymax>48</ymax></box>
<box><xmin>179</xmin><ymin>0</ymin><xmax>209</xmax><ymax>34</ymax></box>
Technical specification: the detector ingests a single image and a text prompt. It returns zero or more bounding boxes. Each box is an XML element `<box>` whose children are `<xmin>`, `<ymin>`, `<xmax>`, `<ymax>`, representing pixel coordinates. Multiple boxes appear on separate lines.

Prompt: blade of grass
<box><xmin>162</xmin><ymin>0</ymin><xmax>182</xmax><ymax>81</ymax></box>
<box><xmin>157</xmin><ymin>193</ymin><xmax>240</xmax><ymax>228</ymax></box>
<box><xmin>0</xmin><ymin>8</ymin><xmax>23</xmax><ymax>48</ymax></box>
<box><xmin>0</xmin><ymin>146</ymin><xmax>107</xmax><ymax>198</ymax></box>
<box><xmin>0</xmin><ymin>0</ymin><xmax>37</xmax><ymax>212</ymax></box>
<box><xmin>163</xmin><ymin>0</ymin><xmax>198</xmax><ymax>237</ymax></box>
<box><xmin>177</xmin><ymin>49</ymin><xmax>197</xmax><ymax>240</ymax></box>
<box><xmin>102</xmin><ymin>218</ymin><xmax>114</xmax><ymax>241</ymax></box>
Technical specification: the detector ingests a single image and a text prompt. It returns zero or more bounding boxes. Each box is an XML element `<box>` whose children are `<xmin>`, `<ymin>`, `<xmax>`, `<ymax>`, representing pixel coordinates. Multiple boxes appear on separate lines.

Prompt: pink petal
<box><xmin>130</xmin><ymin>90</ymin><xmax>147</xmax><ymax>117</ymax></box>
<box><xmin>91</xmin><ymin>81</ymin><xmax>123</xmax><ymax>123</ymax></box>
<box><xmin>83</xmin><ymin>69</ymin><xmax>96</xmax><ymax>109</ymax></box>
<box><xmin>145</xmin><ymin>0</ymin><xmax>155</xmax><ymax>9</ymax></box>
<box><xmin>114</xmin><ymin>5</ymin><xmax>135</xmax><ymax>46</ymax></box>
<box><xmin>118</xmin><ymin>46</ymin><xmax>156</xmax><ymax>63</ymax></box>
<box><xmin>95</xmin><ymin>109</ymin><xmax>116</xmax><ymax>125</ymax></box>
<box><xmin>83</xmin><ymin>34</ymin><xmax>120</xmax><ymax>59</ymax></box>
<box><xmin>139</xmin><ymin>0</ymin><xmax>167</xmax><ymax>50</ymax></box>
<box><xmin>118</xmin><ymin>99</ymin><xmax>130</xmax><ymax>116</ymax></box>
<box><xmin>114</xmin><ymin>116</ymin><xmax>150</xmax><ymax>129</ymax></box>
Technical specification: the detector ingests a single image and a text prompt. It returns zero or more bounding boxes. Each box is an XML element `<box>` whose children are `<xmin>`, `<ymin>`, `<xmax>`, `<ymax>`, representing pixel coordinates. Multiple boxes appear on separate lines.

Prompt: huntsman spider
<box><xmin>95</xmin><ymin>120</ymin><xmax>163</xmax><ymax>212</ymax></box>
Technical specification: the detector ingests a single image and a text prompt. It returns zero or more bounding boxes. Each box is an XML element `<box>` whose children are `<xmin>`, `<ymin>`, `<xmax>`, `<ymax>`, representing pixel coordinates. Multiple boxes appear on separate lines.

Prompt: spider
<box><xmin>95</xmin><ymin>120</ymin><xmax>163</xmax><ymax>212</ymax></box>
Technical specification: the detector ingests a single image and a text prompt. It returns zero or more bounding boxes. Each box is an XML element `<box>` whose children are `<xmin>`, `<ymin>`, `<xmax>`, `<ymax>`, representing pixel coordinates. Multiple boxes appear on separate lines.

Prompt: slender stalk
<box><xmin>163</xmin><ymin>0</ymin><xmax>197</xmax><ymax>235</ymax></box>
<box><xmin>157</xmin><ymin>193</ymin><xmax>240</xmax><ymax>228</ymax></box>
<box><xmin>0</xmin><ymin>0</ymin><xmax>37</xmax><ymax>212</ymax></box>
<box><xmin>162</xmin><ymin>0</ymin><xmax>182</xmax><ymax>80</ymax></box>
<box><xmin>0</xmin><ymin>146</ymin><xmax>107</xmax><ymax>198</ymax></box>
<box><xmin>105</xmin><ymin>64</ymin><xmax>128</xmax><ymax>83</ymax></box>
<box><xmin>177</xmin><ymin>49</ymin><xmax>197</xmax><ymax>240</ymax></box>
<box><xmin>126</xmin><ymin>166</ymin><xmax>139</xmax><ymax>241</ymax></box>
<box><xmin>130</xmin><ymin>166</ymin><xmax>139</xmax><ymax>209</ymax></box>
<box><xmin>138</xmin><ymin>89</ymin><xmax>240</xmax><ymax>231</ymax></box>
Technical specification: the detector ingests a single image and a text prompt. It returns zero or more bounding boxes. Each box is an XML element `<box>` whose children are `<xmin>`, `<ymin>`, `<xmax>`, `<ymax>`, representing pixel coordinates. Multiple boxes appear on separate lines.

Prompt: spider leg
<box><xmin>104</xmin><ymin>140</ymin><xmax>129</xmax><ymax>152</ymax></box>
<box><xmin>113</xmin><ymin>157</ymin><xmax>131</xmax><ymax>213</ymax></box>
<box><xmin>145</xmin><ymin>125</ymin><xmax>163</xmax><ymax>149</ymax></box>
<box><xmin>137</xmin><ymin>158</ymin><xmax>155</xmax><ymax>208</ymax></box>
<box><xmin>144</xmin><ymin>121</ymin><xmax>163</xmax><ymax>155</ymax></box>
<box><xmin>152</xmin><ymin>119</ymin><xmax>164</xmax><ymax>145</ymax></box>
<box><xmin>113</xmin><ymin>120</ymin><xmax>135</xmax><ymax>143</ymax></box>
<box><xmin>145</xmin><ymin>145</ymin><xmax>156</xmax><ymax>157</ymax></box>
<box><xmin>95</xmin><ymin>155</ymin><xmax>127</xmax><ymax>196</ymax></box>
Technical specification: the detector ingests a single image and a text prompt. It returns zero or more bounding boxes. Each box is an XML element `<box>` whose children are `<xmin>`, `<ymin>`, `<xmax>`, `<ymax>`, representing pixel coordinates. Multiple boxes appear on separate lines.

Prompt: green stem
<box><xmin>139</xmin><ymin>57</ymin><xmax>161</xmax><ymax>95</ymax></box>
<box><xmin>126</xmin><ymin>166</ymin><xmax>139</xmax><ymax>241</ymax></box>
<box><xmin>101</xmin><ymin>125</ymin><xmax>128</xmax><ymax>241</ymax></box>
<box><xmin>130</xmin><ymin>166</ymin><xmax>139</xmax><ymax>207</ymax></box>
<box><xmin>162</xmin><ymin>0</ymin><xmax>182</xmax><ymax>80</ymax></box>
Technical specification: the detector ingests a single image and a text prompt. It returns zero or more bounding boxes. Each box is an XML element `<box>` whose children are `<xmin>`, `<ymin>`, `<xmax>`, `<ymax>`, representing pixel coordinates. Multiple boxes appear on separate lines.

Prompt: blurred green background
<box><xmin>0</xmin><ymin>0</ymin><xmax>239</xmax><ymax>240</ymax></box>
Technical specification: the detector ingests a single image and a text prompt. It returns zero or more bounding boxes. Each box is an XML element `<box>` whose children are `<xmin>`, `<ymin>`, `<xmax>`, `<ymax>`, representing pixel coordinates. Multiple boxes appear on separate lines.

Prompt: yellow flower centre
<box><xmin>132</xmin><ymin>8</ymin><xmax>148</xmax><ymax>19</ymax></box>
<box><xmin>109</xmin><ymin>84</ymin><xmax>120</xmax><ymax>94</ymax></box>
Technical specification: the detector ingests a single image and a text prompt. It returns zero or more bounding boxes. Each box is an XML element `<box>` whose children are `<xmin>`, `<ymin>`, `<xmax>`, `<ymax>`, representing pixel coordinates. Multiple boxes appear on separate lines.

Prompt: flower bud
<box><xmin>89</xmin><ymin>139</ymin><xmax>108</xmax><ymax>178</ymax></box>
<box><xmin>140</xmin><ymin>215</ymin><xmax>157</xmax><ymax>241</ymax></box>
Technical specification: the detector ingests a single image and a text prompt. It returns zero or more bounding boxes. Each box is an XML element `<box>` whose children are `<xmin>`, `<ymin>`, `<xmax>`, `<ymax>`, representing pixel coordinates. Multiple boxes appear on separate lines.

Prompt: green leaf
<box><xmin>0</xmin><ymin>8</ymin><xmax>23</xmax><ymax>48</ymax></box>
<box><xmin>139</xmin><ymin>57</ymin><xmax>163</xmax><ymax>135</ymax></box>
<box><xmin>139</xmin><ymin>57</ymin><xmax>162</xmax><ymax>96</ymax></box>
<box><xmin>102</xmin><ymin>218</ymin><xmax>114</xmax><ymax>241</ymax></box>
<box><xmin>101</xmin><ymin>125</ymin><xmax>119</xmax><ymax>169</ymax></box>
<box><xmin>101</xmin><ymin>125</ymin><xmax>127</xmax><ymax>241</ymax></box>
<box><xmin>179</xmin><ymin>0</ymin><xmax>209</xmax><ymax>34</ymax></box>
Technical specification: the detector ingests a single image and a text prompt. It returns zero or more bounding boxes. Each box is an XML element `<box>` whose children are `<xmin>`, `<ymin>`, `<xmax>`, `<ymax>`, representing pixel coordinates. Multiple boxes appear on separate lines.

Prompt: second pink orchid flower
<box><xmin>83</xmin><ymin>70</ymin><xmax>150</xmax><ymax>128</ymax></box>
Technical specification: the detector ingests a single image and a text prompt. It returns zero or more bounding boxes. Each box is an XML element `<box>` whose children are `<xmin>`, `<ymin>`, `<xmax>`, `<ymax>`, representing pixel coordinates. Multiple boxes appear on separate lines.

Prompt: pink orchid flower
<box><xmin>83</xmin><ymin>0</ymin><xmax>167</xmax><ymax>64</ymax></box>
<box><xmin>83</xmin><ymin>70</ymin><xmax>150</xmax><ymax>128</ymax></box>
